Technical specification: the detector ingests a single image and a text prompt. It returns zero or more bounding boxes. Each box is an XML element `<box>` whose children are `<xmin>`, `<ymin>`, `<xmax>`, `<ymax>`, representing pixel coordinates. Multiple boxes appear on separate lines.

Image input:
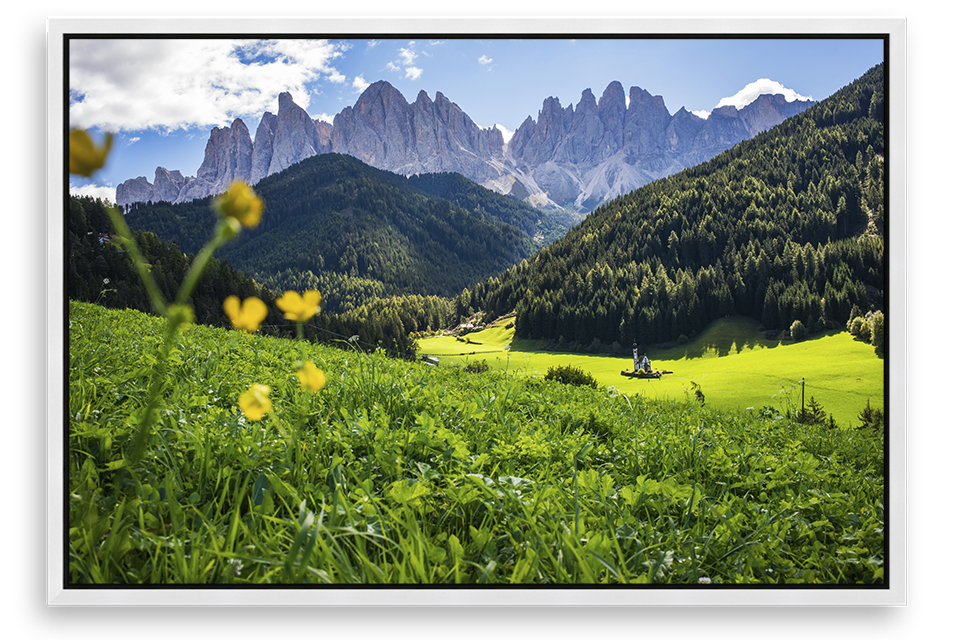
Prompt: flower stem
<box><xmin>105</xmin><ymin>205</ymin><xmax>167</xmax><ymax>316</ymax></box>
<box><xmin>175</xmin><ymin>227</ymin><xmax>228</xmax><ymax>307</ymax></box>
<box><xmin>128</xmin><ymin>318</ymin><xmax>179</xmax><ymax>465</ymax></box>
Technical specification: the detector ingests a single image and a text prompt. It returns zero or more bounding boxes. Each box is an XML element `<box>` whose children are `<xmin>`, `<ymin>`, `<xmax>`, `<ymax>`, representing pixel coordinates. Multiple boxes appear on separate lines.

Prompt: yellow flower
<box><xmin>276</xmin><ymin>290</ymin><xmax>322</xmax><ymax>323</ymax></box>
<box><xmin>214</xmin><ymin>181</ymin><xmax>263</xmax><ymax>228</ymax></box>
<box><xmin>223</xmin><ymin>295</ymin><xmax>268</xmax><ymax>332</ymax></box>
<box><xmin>297</xmin><ymin>361</ymin><xmax>326</xmax><ymax>392</ymax></box>
<box><xmin>69</xmin><ymin>128</ymin><xmax>113</xmax><ymax>177</ymax></box>
<box><xmin>238</xmin><ymin>383</ymin><xmax>271</xmax><ymax>421</ymax></box>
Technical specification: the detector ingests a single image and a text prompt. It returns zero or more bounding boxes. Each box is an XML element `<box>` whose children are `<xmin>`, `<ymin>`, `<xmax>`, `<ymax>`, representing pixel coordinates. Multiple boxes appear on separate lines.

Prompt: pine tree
<box><xmin>762</xmin><ymin>287</ymin><xmax>780</xmax><ymax>330</ymax></box>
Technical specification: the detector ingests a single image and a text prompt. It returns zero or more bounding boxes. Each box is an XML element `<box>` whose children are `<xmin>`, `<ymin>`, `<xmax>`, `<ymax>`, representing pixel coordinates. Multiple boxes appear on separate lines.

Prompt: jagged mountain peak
<box><xmin>599</xmin><ymin>80</ymin><xmax>626</xmax><ymax>106</ymax></box>
<box><xmin>115</xmin><ymin>78</ymin><xmax>815</xmax><ymax>212</ymax></box>
<box><xmin>576</xmin><ymin>88</ymin><xmax>597</xmax><ymax>110</ymax></box>
<box><xmin>357</xmin><ymin>80</ymin><xmax>406</xmax><ymax>107</ymax></box>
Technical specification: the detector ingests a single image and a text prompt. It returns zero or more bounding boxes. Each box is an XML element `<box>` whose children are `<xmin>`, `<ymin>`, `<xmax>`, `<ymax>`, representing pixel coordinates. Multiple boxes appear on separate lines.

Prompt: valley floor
<box><xmin>419</xmin><ymin>315</ymin><xmax>884</xmax><ymax>428</ymax></box>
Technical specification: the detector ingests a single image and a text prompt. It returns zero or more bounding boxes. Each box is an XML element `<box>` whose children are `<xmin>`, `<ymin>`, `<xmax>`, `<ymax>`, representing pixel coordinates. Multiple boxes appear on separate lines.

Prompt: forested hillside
<box><xmin>468</xmin><ymin>64</ymin><xmax>886</xmax><ymax>349</ymax></box>
<box><xmin>68</xmin><ymin>195</ymin><xmax>428</xmax><ymax>356</ymax></box>
<box><xmin>405</xmin><ymin>171</ymin><xmax>569</xmax><ymax>245</ymax></box>
<box><xmin>68</xmin><ymin>195</ymin><xmax>283</xmax><ymax>328</ymax></box>
<box><xmin>121</xmin><ymin>154</ymin><xmax>552</xmax><ymax>308</ymax></box>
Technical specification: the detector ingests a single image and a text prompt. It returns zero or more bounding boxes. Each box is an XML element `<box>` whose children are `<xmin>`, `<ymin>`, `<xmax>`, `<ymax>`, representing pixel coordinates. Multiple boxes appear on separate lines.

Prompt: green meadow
<box><xmin>68</xmin><ymin>301</ymin><xmax>885</xmax><ymax>585</ymax></box>
<box><xmin>419</xmin><ymin>315</ymin><xmax>884</xmax><ymax>428</ymax></box>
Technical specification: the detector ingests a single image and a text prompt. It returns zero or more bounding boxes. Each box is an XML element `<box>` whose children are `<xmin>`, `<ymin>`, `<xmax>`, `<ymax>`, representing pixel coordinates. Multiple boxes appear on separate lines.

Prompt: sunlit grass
<box><xmin>68</xmin><ymin>301</ymin><xmax>885</xmax><ymax>585</ymax></box>
<box><xmin>419</xmin><ymin>315</ymin><xmax>884</xmax><ymax>427</ymax></box>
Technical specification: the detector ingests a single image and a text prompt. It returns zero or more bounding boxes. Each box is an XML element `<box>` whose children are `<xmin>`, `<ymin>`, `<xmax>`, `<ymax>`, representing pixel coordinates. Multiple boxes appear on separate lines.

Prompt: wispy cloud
<box><xmin>478</xmin><ymin>54</ymin><xmax>493</xmax><ymax>65</ymax></box>
<box><xmin>384</xmin><ymin>43</ymin><xmax>424</xmax><ymax>82</ymax></box>
<box><xmin>69</xmin><ymin>39</ymin><xmax>348</xmax><ymax>132</ymax></box>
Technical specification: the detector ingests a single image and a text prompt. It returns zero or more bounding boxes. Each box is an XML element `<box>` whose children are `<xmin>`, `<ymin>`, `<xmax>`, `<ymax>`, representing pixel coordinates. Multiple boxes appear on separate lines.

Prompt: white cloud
<box><xmin>398</xmin><ymin>46</ymin><xmax>418</xmax><ymax>67</ymax></box>
<box><xmin>352</xmin><ymin>76</ymin><xmax>370</xmax><ymax>93</ymax></box>
<box><xmin>328</xmin><ymin>71</ymin><xmax>346</xmax><ymax>84</ymax></box>
<box><xmin>691</xmin><ymin>110</ymin><xmax>710</xmax><ymax>120</ymax></box>
<box><xmin>478</xmin><ymin>54</ymin><xmax>493</xmax><ymax>65</ymax></box>
<box><xmin>381</xmin><ymin>44</ymin><xmax>425</xmax><ymax>83</ymax></box>
<box><xmin>715</xmin><ymin>79</ymin><xmax>814</xmax><ymax>111</ymax></box>
<box><xmin>69</xmin><ymin>39</ymin><xmax>347</xmax><ymax>132</ymax></box>
<box><xmin>494</xmin><ymin>124</ymin><xmax>514</xmax><ymax>144</ymax></box>
<box><xmin>71</xmin><ymin>183</ymin><xmax>117</xmax><ymax>204</ymax></box>
<box><xmin>126</xmin><ymin>137</ymin><xmax>140</xmax><ymax>145</ymax></box>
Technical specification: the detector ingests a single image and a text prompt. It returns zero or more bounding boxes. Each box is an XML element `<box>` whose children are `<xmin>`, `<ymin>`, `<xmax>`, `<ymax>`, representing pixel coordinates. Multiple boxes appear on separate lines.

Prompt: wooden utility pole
<box><xmin>800</xmin><ymin>378</ymin><xmax>805</xmax><ymax>422</ymax></box>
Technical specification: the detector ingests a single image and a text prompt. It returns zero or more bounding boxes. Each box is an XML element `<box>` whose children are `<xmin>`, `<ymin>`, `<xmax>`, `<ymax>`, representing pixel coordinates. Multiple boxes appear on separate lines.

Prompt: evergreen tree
<box><xmin>762</xmin><ymin>287</ymin><xmax>780</xmax><ymax>329</ymax></box>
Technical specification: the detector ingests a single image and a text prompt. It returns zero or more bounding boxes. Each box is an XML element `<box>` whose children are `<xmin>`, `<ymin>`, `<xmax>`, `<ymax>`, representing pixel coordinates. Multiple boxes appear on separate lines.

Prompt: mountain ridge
<box><xmin>121</xmin><ymin>153</ymin><xmax>548</xmax><ymax>304</ymax></box>
<box><xmin>116</xmin><ymin>80</ymin><xmax>815</xmax><ymax>212</ymax></box>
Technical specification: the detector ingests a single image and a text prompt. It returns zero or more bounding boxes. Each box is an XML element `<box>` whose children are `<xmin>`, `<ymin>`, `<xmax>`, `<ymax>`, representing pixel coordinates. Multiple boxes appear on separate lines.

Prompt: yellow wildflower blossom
<box><xmin>297</xmin><ymin>361</ymin><xmax>326</xmax><ymax>392</ymax></box>
<box><xmin>214</xmin><ymin>181</ymin><xmax>263</xmax><ymax>228</ymax></box>
<box><xmin>276</xmin><ymin>290</ymin><xmax>322</xmax><ymax>323</ymax></box>
<box><xmin>69</xmin><ymin>129</ymin><xmax>113</xmax><ymax>177</ymax></box>
<box><xmin>238</xmin><ymin>383</ymin><xmax>271</xmax><ymax>421</ymax></box>
<box><xmin>223</xmin><ymin>295</ymin><xmax>268</xmax><ymax>332</ymax></box>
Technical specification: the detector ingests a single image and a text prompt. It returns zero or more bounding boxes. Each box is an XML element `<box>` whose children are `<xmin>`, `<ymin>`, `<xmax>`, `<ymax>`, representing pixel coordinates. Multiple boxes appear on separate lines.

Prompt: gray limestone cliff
<box><xmin>332</xmin><ymin>81</ymin><xmax>504</xmax><ymax>182</ymax></box>
<box><xmin>503</xmin><ymin>81</ymin><xmax>814</xmax><ymax>210</ymax></box>
<box><xmin>116</xmin><ymin>81</ymin><xmax>815</xmax><ymax>212</ymax></box>
<box><xmin>117</xmin><ymin>94</ymin><xmax>332</xmax><ymax>206</ymax></box>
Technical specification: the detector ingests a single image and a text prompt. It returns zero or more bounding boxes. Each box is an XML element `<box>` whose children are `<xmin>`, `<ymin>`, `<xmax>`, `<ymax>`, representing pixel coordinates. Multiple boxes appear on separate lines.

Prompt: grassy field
<box><xmin>67</xmin><ymin>301</ymin><xmax>885</xmax><ymax>585</ymax></box>
<box><xmin>419</xmin><ymin>316</ymin><xmax>884</xmax><ymax>427</ymax></box>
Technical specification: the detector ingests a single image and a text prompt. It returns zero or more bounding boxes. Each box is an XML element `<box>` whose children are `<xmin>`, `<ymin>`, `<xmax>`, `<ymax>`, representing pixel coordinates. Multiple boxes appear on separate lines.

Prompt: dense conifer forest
<box><xmin>67</xmin><ymin>195</ymin><xmax>281</xmax><ymax>328</ymax></box>
<box><xmin>68</xmin><ymin>195</ymin><xmax>425</xmax><ymax>355</ymax></box>
<box><xmin>405</xmin><ymin>171</ymin><xmax>569</xmax><ymax>245</ymax></box>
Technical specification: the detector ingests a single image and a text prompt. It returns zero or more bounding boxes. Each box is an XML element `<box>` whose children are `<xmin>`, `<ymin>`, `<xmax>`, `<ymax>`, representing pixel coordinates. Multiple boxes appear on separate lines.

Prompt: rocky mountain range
<box><xmin>116</xmin><ymin>80</ymin><xmax>814</xmax><ymax>212</ymax></box>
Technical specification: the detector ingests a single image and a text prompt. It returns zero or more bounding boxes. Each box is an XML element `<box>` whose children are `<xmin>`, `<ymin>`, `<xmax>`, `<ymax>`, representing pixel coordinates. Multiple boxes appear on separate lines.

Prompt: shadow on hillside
<box><xmin>678</xmin><ymin>328</ymin><xmax>848</xmax><ymax>360</ymax></box>
<box><xmin>679</xmin><ymin>332</ymin><xmax>776</xmax><ymax>359</ymax></box>
<box><xmin>664</xmin><ymin>316</ymin><xmax>774</xmax><ymax>360</ymax></box>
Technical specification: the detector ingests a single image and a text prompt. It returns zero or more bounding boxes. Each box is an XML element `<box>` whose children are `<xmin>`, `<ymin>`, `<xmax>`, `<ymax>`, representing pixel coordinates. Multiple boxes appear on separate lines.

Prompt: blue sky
<box><xmin>68</xmin><ymin>36</ymin><xmax>884</xmax><ymax>202</ymax></box>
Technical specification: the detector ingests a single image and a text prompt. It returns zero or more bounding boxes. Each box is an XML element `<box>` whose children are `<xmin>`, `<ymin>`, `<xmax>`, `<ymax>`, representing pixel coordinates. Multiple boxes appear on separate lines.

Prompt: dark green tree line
<box><xmin>67</xmin><ymin>195</ymin><xmax>282</xmax><ymax>328</ymax></box>
<box><xmin>68</xmin><ymin>195</ymin><xmax>449</xmax><ymax>358</ymax></box>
